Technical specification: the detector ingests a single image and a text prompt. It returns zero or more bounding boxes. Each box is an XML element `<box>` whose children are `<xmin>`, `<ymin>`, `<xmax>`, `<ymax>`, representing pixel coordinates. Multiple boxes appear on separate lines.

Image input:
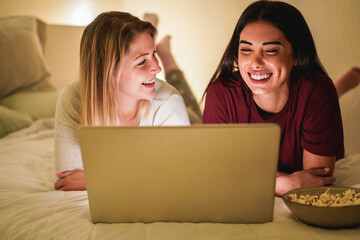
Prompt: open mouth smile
<box><xmin>142</xmin><ymin>79</ymin><xmax>155</xmax><ymax>85</ymax></box>
<box><xmin>249</xmin><ymin>73</ymin><xmax>272</xmax><ymax>80</ymax></box>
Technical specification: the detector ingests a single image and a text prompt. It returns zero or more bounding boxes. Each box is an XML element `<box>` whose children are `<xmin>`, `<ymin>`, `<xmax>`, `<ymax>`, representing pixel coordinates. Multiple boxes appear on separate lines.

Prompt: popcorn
<box><xmin>289</xmin><ymin>188</ymin><xmax>360</xmax><ymax>207</ymax></box>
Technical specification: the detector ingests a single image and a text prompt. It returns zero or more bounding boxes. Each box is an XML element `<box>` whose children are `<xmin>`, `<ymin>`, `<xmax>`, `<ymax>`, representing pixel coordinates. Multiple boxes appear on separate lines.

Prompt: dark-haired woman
<box><xmin>203</xmin><ymin>0</ymin><xmax>344</xmax><ymax>196</ymax></box>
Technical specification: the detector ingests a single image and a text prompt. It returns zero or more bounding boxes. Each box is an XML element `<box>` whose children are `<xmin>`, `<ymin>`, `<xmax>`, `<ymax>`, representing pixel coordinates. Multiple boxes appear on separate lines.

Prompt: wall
<box><xmin>1</xmin><ymin>0</ymin><xmax>359</xmax><ymax>101</ymax></box>
<box><xmin>289</xmin><ymin>0</ymin><xmax>360</xmax><ymax>155</ymax></box>
<box><xmin>121</xmin><ymin>0</ymin><xmax>254</xmax><ymax>102</ymax></box>
<box><xmin>0</xmin><ymin>0</ymin><xmax>123</xmax><ymax>26</ymax></box>
<box><xmin>1</xmin><ymin>0</ymin><xmax>359</xmax><ymax>154</ymax></box>
<box><xmin>123</xmin><ymin>0</ymin><xmax>360</xmax><ymax>102</ymax></box>
<box><xmin>290</xmin><ymin>0</ymin><xmax>360</xmax><ymax>81</ymax></box>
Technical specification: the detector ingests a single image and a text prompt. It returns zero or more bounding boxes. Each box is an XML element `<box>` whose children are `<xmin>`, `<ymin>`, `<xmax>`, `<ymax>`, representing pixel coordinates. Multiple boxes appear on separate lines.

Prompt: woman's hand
<box><xmin>275</xmin><ymin>150</ymin><xmax>337</xmax><ymax>196</ymax></box>
<box><xmin>275</xmin><ymin>167</ymin><xmax>336</xmax><ymax>196</ymax></box>
<box><xmin>54</xmin><ymin>170</ymin><xmax>86</xmax><ymax>191</ymax></box>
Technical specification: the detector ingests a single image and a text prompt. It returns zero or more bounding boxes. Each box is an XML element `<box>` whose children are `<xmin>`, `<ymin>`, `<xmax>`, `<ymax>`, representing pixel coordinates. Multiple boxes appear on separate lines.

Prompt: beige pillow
<box><xmin>0</xmin><ymin>16</ymin><xmax>54</xmax><ymax>98</ymax></box>
<box><xmin>0</xmin><ymin>90</ymin><xmax>59</xmax><ymax>120</ymax></box>
<box><xmin>0</xmin><ymin>105</ymin><xmax>33</xmax><ymax>138</ymax></box>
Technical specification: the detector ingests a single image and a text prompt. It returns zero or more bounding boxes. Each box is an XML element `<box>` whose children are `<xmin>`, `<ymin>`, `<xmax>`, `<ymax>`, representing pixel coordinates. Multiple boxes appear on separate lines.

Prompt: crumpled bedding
<box><xmin>0</xmin><ymin>118</ymin><xmax>359</xmax><ymax>240</ymax></box>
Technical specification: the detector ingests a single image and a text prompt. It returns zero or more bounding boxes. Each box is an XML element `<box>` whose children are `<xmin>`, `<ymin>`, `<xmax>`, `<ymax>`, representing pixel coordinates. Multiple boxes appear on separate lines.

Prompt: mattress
<box><xmin>0</xmin><ymin>118</ymin><xmax>360</xmax><ymax>239</ymax></box>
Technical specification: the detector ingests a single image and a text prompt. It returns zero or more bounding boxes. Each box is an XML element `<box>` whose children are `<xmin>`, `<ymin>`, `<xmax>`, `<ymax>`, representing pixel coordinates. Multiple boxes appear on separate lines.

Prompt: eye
<box><xmin>239</xmin><ymin>48</ymin><xmax>252</xmax><ymax>54</ymax></box>
<box><xmin>265</xmin><ymin>49</ymin><xmax>279</xmax><ymax>55</ymax></box>
<box><xmin>137</xmin><ymin>59</ymin><xmax>147</xmax><ymax>66</ymax></box>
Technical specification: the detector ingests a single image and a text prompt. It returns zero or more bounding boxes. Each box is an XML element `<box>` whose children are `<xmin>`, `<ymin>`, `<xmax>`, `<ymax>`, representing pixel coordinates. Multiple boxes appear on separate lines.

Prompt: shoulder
<box><xmin>203</xmin><ymin>76</ymin><xmax>248</xmax><ymax>124</ymax></box>
<box><xmin>152</xmin><ymin>78</ymin><xmax>187</xmax><ymax>108</ymax></box>
<box><xmin>143</xmin><ymin>79</ymin><xmax>190</xmax><ymax>126</ymax></box>
<box><xmin>58</xmin><ymin>80</ymin><xmax>80</xmax><ymax>102</ymax></box>
<box><xmin>207</xmin><ymin>76</ymin><xmax>242</xmax><ymax>92</ymax></box>
<box><xmin>153</xmin><ymin>78</ymin><xmax>181</xmax><ymax>102</ymax></box>
<box><xmin>205</xmin><ymin>76</ymin><xmax>246</xmax><ymax>105</ymax></box>
<box><xmin>56</xmin><ymin>80</ymin><xmax>81</xmax><ymax>121</ymax></box>
<box><xmin>151</xmin><ymin>79</ymin><xmax>187</xmax><ymax>110</ymax></box>
<box><xmin>296</xmin><ymin>73</ymin><xmax>337</xmax><ymax>99</ymax></box>
<box><xmin>298</xmin><ymin>73</ymin><xmax>334</xmax><ymax>90</ymax></box>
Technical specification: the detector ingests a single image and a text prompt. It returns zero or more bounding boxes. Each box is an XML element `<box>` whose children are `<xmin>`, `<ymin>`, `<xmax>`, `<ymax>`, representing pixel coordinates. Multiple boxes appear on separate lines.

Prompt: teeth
<box><xmin>142</xmin><ymin>79</ymin><xmax>155</xmax><ymax>85</ymax></box>
<box><xmin>250</xmin><ymin>74</ymin><xmax>271</xmax><ymax>80</ymax></box>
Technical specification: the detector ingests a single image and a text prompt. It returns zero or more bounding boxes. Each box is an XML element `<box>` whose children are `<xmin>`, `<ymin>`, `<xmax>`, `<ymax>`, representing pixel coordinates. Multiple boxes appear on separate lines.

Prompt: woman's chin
<box><xmin>144</xmin><ymin>91</ymin><xmax>156</xmax><ymax>100</ymax></box>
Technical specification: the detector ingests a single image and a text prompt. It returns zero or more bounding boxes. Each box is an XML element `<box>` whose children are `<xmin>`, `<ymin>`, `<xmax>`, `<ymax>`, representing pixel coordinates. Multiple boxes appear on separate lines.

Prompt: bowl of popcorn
<box><xmin>283</xmin><ymin>186</ymin><xmax>360</xmax><ymax>228</ymax></box>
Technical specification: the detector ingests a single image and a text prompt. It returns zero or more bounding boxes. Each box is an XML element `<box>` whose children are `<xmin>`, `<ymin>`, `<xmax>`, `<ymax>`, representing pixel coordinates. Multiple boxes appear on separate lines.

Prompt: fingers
<box><xmin>54</xmin><ymin>178</ymin><xmax>64</xmax><ymax>190</ymax></box>
<box><xmin>55</xmin><ymin>170</ymin><xmax>76</xmax><ymax>190</ymax></box>
<box><xmin>54</xmin><ymin>170</ymin><xmax>86</xmax><ymax>191</ymax></box>
<box><xmin>305</xmin><ymin>167</ymin><xmax>331</xmax><ymax>176</ymax></box>
<box><xmin>57</xmin><ymin>170</ymin><xmax>78</xmax><ymax>178</ymax></box>
<box><xmin>321</xmin><ymin>176</ymin><xmax>336</xmax><ymax>186</ymax></box>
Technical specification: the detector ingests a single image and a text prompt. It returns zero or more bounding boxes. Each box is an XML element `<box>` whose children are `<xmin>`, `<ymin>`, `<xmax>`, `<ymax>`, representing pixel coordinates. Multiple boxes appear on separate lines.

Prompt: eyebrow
<box><xmin>263</xmin><ymin>41</ymin><xmax>282</xmax><ymax>46</ymax></box>
<box><xmin>239</xmin><ymin>40</ymin><xmax>252</xmax><ymax>45</ymax></box>
<box><xmin>239</xmin><ymin>40</ymin><xmax>283</xmax><ymax>46</ymax></box>
<box><xmin>134</xmin><ymin>53</ymin><xmax>149</xmax><ymax>61</ymax></box>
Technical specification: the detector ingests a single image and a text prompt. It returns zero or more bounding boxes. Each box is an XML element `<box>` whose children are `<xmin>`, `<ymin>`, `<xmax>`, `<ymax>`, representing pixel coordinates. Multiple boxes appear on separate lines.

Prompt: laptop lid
<box><xmin>79</xmin><ymin>124</ymin><xmax>280</xmax><ymax>223</ymax></box>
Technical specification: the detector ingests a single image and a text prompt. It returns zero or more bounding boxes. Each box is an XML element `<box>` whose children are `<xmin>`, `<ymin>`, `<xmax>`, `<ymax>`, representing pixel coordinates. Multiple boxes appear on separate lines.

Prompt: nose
<box><xmin>251</xmin><ymin>51</ymin><xmax>264</xmax><ymax>68</ymax></box>
<box><xmin>150</xmin><ymin>57</ymin><xmax>162</xmax><ymax>74</ymax></box>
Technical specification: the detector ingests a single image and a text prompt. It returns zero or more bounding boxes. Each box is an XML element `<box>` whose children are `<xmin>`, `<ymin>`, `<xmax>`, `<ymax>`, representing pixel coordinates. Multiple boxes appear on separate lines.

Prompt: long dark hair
<box><xmin>202</xmin><ymin>0</ymin><xmax>326</xmax><ymax>99</ymax></box>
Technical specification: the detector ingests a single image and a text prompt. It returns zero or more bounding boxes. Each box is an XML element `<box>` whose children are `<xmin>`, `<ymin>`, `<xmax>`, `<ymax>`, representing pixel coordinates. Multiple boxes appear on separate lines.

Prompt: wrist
<box><xmin>275</xmin><ymin>174</ymin><xmax>298</xmax><ymax>196</ymax></box>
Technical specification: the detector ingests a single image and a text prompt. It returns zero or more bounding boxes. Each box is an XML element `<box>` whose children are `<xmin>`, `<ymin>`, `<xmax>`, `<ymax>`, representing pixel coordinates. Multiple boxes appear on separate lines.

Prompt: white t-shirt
<box><xmin>54</xmin><ymin>79</ymin><xmax>190</xmax><ymax>172</ymax></box>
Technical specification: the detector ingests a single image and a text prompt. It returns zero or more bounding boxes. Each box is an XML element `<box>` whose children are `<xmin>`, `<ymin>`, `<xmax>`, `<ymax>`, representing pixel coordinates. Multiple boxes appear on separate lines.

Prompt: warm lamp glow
<box><xmin>69</xmin><ymin>1</ymin><xmax>95</xmax><ymax>26</ymax></box>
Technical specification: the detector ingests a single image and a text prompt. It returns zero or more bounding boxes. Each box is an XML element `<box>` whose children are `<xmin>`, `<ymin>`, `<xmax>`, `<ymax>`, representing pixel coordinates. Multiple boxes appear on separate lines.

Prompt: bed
<box><xmin>1</xmin><ymin>16</ymin><xmax>360</xmax><ymax>240</ymax></box>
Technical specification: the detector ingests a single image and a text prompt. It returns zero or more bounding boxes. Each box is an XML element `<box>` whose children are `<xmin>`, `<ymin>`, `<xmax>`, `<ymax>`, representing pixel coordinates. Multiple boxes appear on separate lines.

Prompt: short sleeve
<box><xmin>301</xmin><ymin>76</ymin><xmax>344</xmax><ymax>157</ymax></box>
<box><xmin>203</xmin><ymin>81</ymin><xmax>230</xmax><ymax>124</ymax></box>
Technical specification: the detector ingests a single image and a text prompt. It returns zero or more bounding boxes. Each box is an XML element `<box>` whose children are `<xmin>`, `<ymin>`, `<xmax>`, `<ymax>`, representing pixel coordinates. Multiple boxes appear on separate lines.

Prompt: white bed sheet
<box><xmin>0</xmin><ymin>119</ymin><xmax>360</xmax><ymax>240</ymax></box>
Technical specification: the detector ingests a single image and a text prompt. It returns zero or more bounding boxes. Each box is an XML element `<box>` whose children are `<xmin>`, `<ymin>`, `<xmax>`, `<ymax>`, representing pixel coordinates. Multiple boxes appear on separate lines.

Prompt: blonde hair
<box><xmin>80</xmin><ymin>11</ymin><xmax>156</xmax><ymax>126</ymax></box>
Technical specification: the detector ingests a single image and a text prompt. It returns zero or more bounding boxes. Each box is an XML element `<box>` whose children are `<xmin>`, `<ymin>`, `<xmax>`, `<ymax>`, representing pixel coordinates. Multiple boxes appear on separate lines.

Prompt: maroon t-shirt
<box><xmin>203</xmin><ymin>73</ymin><xmax>344</xmax><ymax>173</ymax></box>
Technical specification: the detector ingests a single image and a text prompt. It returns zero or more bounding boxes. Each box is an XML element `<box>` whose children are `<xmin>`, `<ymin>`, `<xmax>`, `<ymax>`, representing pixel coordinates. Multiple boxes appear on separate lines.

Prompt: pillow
<box><xmin>36</xmin><ymin>18</ymin><xmax>46</xmax><ymax>52</ymax></box>
<box><xmin>0</xmin><ymin>16</ymin><xmax>54</xmax><ymax>99</ymax></box>
<box><xmin>0</xmin><ymin>90</ymin><xmax>59</xmax><ymax>120</ymax></box>
<box><xmin>0</xmin><ymin>105</ymin><xmax>33</xmax><ymax>138</ymax></box>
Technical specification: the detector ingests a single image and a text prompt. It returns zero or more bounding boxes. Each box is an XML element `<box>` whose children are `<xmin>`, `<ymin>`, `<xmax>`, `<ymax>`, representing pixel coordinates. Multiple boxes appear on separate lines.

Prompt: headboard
<box><xmin>44</xmin><ymin>24</ymin><xmax>85</xmax><ymax>90</ymax></box>
<box><xmin>19</xmin><ymin>21</ymin><xmax>360</xmax><ymax>157</ymax></box>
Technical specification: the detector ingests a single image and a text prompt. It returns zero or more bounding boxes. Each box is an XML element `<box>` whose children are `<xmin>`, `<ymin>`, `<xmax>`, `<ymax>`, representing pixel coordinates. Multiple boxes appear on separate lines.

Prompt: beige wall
<box><xmin>0</xmin><ymin>0</ymin><xmax>123</xmax><ymax>26</ymax></box>
<box><xmin>290</xmin><ymin>0</ymin><xmax>360</xmax><ymax>81</ymax></box>
<box><xmin>2</xmin><ymin>0</ymin><xmax>359</xmax><ymax>154</ymax></box>
<box><xmin>1</xmin><ymin>0</ymin><xmax>359</xmax><ymax>100</ymax></box>
<box><xmin>122</xmin><ymin>0</ymin><xmax>360</xmax><ymax>100</ymax></box>
<box><xmin>121</xmin><ymin>0</ymin><xmax>254</xmax><ymax>101</ymax></box>
<box><xmin>287</xmin><ymin>0</ymin><xmax>360</xmax><ymax>156</ymax></box>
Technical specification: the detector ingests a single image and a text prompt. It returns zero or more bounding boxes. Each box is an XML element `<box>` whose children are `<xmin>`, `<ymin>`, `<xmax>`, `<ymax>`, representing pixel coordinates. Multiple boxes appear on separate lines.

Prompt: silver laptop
<box><xmin>78</xmin><ymin>124</ymin><xmax>280</xmax><ymax>224</ymax></box>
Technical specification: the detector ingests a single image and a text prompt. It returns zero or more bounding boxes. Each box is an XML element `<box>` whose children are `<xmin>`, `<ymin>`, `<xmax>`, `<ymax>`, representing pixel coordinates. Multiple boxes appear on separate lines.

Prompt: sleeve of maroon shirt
<box><xmin>203</xmin><ymin>82</ymin><xmax>230</xmax><ymax>124</ymax></box>
<box><xmin>301</xmin><ymin>76</ymin><xmax>344</xmax><ymax>159</ymax></box>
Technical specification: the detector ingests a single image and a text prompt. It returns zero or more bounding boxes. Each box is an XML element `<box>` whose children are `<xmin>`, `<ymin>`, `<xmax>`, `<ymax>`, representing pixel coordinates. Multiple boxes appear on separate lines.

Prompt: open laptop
<box><xmin>78</xmin><ymin>124</ymin><xmax>280</xmax><ymax>224</ymax></box>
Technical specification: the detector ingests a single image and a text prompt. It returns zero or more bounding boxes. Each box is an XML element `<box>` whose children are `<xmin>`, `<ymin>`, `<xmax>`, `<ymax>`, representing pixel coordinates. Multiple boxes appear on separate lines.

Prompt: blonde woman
<box><xmin>54</xmin><ymin>12</ymin><xmax>190</xmax><ymax>191</ymax></box>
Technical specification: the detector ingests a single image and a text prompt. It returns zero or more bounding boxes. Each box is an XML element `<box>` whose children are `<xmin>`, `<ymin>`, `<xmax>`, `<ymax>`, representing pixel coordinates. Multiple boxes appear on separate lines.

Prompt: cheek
<box><xmin>118</xmin><ymin>67</ymin><xmax>128</xmax><ymax>84</ymax></box>
<box><xmin>279</xmin><ymin>53</ymin><xmax>296</xmax><ymax>70</ymax></box>
<box><xmin>279</xmin><ymin>60</ymin><xmax>295</xmax><ymax>75</ymax></box>
<box><xmin>118</xmin><ymin>71</ymin><xmax>136</xmax><ymax>92</ymax></box>
<box><xmin>237</xmin><ymin>54</ymin><xmax>246</xmax><ymax>66</ymax></box>
<box><xmin>237</xmin><ymin>58</ymin><xmax>250</xmax><ymax>77</ymax></box>
<box><xmin>267</xmin><ymin>57</ymin><xmax>292</xmax><ymax>72</ymax></box>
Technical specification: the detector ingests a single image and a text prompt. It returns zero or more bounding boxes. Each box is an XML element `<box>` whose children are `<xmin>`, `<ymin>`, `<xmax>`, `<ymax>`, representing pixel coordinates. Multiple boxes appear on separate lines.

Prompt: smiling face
<box><xmin>118</xmin><ymin>32</ymin><xmax>161</xmax><ymax>103</ymax></box>
<box><xmin>238</xmin><ymin>21</ymin><xmax>297</xmax><ymax>100</ymax></box>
